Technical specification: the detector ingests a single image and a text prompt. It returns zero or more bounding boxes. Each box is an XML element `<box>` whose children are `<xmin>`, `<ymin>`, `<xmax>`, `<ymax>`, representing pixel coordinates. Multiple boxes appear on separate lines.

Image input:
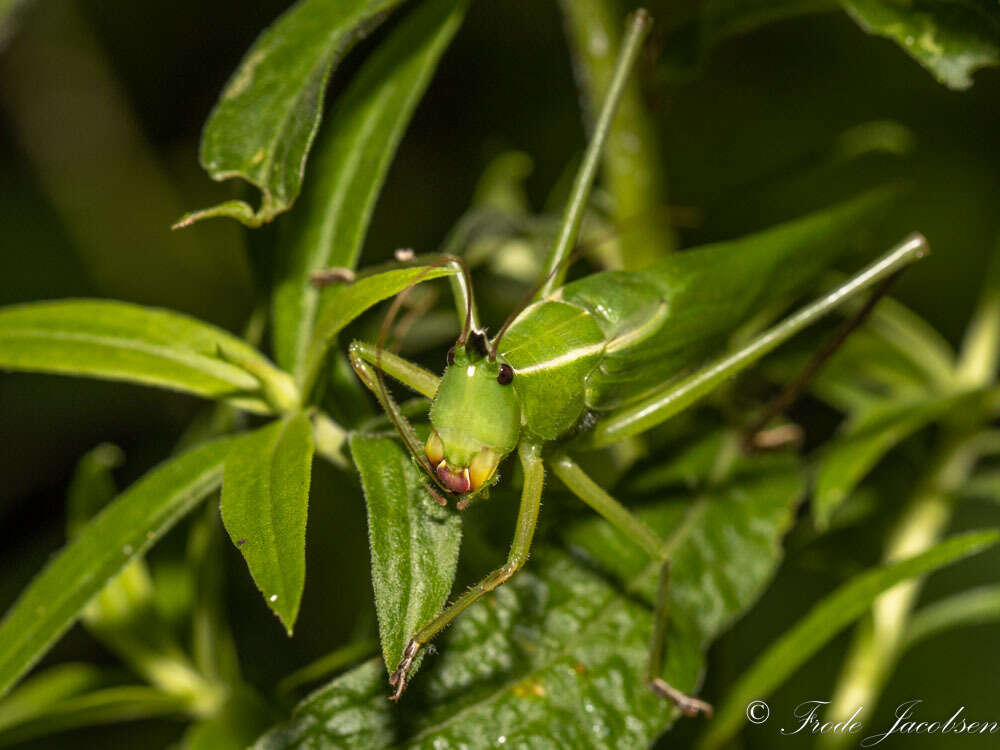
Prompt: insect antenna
<box><xmin>490</xmin><ymin>247</ymin><xmax>586</xmax><ymax>356</ymax></box>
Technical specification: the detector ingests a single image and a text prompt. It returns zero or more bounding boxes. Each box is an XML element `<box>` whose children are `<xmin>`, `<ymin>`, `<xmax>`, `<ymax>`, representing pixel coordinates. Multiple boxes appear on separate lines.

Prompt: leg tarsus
<box><xmin>388</xmin><ymin>638</ymin><xmax>421</xmax><ymax>701</ymax></box>
<box><xmin>648</xmin><ymin>678</ymin><xmax>714</xmax><ymax>717</ymax></box>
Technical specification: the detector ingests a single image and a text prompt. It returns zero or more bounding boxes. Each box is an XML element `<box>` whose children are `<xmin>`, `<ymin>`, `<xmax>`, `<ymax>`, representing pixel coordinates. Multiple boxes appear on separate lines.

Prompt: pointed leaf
<box><xmin>178</xmin><ymin>0</ymin><xmax>405</xmax><ymax>228</ymax></box>
<box><xmin>272</xmin><ymin>0</ymin><xmax>469</xmax><ymax>373</ymax></box>
<box><xmin>0</xmin><ymin>300</ymin><xmax>287</xmax><ymax>414</ymax></box>
<box><xmin>0</xmin><ymin>436</ymin><xmax>237</xmax><ymax>699</ymax></box>
<box><xmin>222</xmin><ymin>413</ymin><xmax>314</xmax><ymax>634</ymax></box>
<box><xmin>349</xmin><ymin>435</ymin><xmax>461</xmax><ymax>679</ymax></box>
<box><xmin>299</xmin><ymin>265</ymin><xmax>455</xmax><ymax>396</ymax></box>
<box><xmin>254</xmin><ymin>462</ymin><xmax>804</xmax><ymax>747</ymax></box>
<box><xmin>842</xmin><ymin>0</ymin><xmax>1000</xmax><ymax>90</ymax></box>
<box><xmin>699</xmin><ymin>529</ymin><xmax>1000</xmax><ymax>750</ymax></box>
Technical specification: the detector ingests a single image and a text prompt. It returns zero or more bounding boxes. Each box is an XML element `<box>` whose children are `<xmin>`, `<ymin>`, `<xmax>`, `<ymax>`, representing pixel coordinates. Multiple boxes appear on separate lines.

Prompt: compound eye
<box><xmin>497</xmin><ymin>363</ymin><xmax>514</xmax><ymax>385</ymax></box>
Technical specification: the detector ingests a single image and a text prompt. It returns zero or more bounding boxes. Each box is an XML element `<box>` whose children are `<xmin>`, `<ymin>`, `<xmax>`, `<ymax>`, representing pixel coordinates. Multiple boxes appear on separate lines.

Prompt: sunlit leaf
<box><xmin>0</xmin><ymin>300</ymin><xmax>286</xmax><ymax>414</ymax></box>
<box><xmin>272</xmin><ymin>0</ymin><xmax>469</xmax><ymax>373</ymax></box>
<box><xmin>0</xmin><ymin>436</ymin><xmax>237</xmax><ymax>699</ymax></box>
<box><xmin>222</xmin><ymin>413</ymin><xmax>314</xmax><ymax>634</ymax></box>
<box><xmin>350</xmin><ymin>435</ymin><xmax>461</xmax><ymax>680</ymax></box>
<box><xmin>699</xmin><ymin>529</ymin><xmax>1000</xmax><ymax>750</ymax></box>
<box><xmin>254</xmin><ymin>462</ymin><xmax>804</xmax><ymax>747</ymax></box>
<box><xmin>177</xmin><ymin>0</ymin><xmax>405</xmax><ymax>228</ymax></box>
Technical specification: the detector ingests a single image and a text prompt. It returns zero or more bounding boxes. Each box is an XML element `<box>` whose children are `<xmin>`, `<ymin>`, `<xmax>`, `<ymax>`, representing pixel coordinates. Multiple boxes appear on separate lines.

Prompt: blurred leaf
<box><xmin>0</xmin><ymin>663</ymin><xmax>102</xmax><ymax>734</ymax></box>
<box><xmin>902</xmin><ymin>584</ymin><xmax>1000</xmax><ymax>651</ymax></box>
<box><xmin>842</xmin><ymin>0</ymin><xmax>1000</xmax><ymax>90</ymax></box>
<box><xmin>0</xmin><ymin>300</ymin><xmax>286</xmax><ymax>414</ymax></box>
<box><xmin>222</xmin><ymin>413</ymin><xmax>314</xmax><ymax>634</ymax></box>
<box><xmin>0</xmin><ymin>685</ymin><xmax>185</xmax><ymax>748</ymax></box>
<box><xmin>349</xmin><ymin>435</ymin><xmax>461</xmax><ymax>680</ymax></box>
<box><xmin>255</xmin><ymin>462</ymin><xmax>802</xmax><ymax>747</ymax></box>
<box><xmin>276</xmin><ymin>639</ymin><xmax>379</xmax><ymax>696</ymax></box>
<box><xmin>272</xmin><ymin>0</ymin><xmax>469</xmax><ymax>373</ymax></box>
<box><xmin>625</xmin><ymin>430</ymin><xmax>727</xmax><ymax>493</ymax></box>
<box><xmin>182</xmin><ymin>684</ymin><xmax>278</xmax><ymax>750</ymax></box>
<box><xmin>178</xmin><ymin>0</ymin><xmax>404</xmax><ymax>228</ymax></box>
<box><xmin>699</xmin><ymin>529</ymin><xmax>1000</xmax><ymax>750</ymax></box>
<box><xmin>299</xmin><ymin>265</ymin><xmax>456</xmax><ymax>396</ymax></box>
<box><xmin>959</xmin><ymin>468</ymin><xmax>1000</xmax><ymax>503</ymax></box>
<box><xmin>661</xmin><ymin>0</ymin><xmax>836</xmax><ymax>76</ymax></box>
<box><xmin>0</xmin><ymin>436</ymin><xmax>236</xmax><ymax>699</ymax></box>
<box><xmin>66</xmin><ymin>443</ymin><xmax>125</xmax><ymax>537</ymax></box>
<box><xmin>812</xmin><ymin>388</ymin><xmax>980</xmax><ymax>527</ymax></box>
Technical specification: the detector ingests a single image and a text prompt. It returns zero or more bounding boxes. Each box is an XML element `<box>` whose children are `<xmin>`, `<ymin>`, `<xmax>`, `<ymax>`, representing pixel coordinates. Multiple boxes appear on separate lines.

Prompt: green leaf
<box><xmin>177</xmin><ymin>0</ymin><xmax>405</xmax><ymax>228</ymax></box>
<box><xmin>66</xmin><ymin>443</ymin><xmax>125</xmax><ymax>537</ymax></box>
<box><xmin>0</xmin><ymin>685</ymin><xmax>186</xmax><ymax>748</ymax></box>
<box><xmin>0</xmin><ymin>664</ymin><xmax>103</xmax><ymax>734</ymax></box>
<box><xmin>902</xmin><ymin>584</ymin><xmax>1000</xmax><ymax>651</ymax></box>
<box><xmin>0</xmin><ymin>436</ymin><xmax>236</xmax><ymax>699</ymax></box>
<box><xmin>349</xmin><ymin>435</ymin><xmax>461</xmax><ymax>679</ymax></box>
<box><xmin>0</xmin><ymin>300</ymin><xmax>287</xmax><ymax>414</ymax></box>
<box><xmin>841</xmin><ymin>0</ymin><xmax>1000</xmax><ymax>90</ymax></box>
<box><xmin>812</xmin><ymin>389</ymin><xmax>981</xmax><ymax>527</ymax></box>
<box><xmin>299</xmin><ymin>265</ymin><xmax>456</xmax><ymax>397</ymax></box>
<box><xmin>254</xmin><ymin>462</ymin><xmax>803</xmax><ymax>748</ymax></box>
<box><xmin>221</xmin><ymin>413</ymin><xmax>314</xmax><ymax>634</ymax></box>
<box><xmin>699</xmin><ymin>529</ymin><xmax>1000</xmax><ymax>750</ymax></box>
<box><xmin>272</xmin><ymin>0</ymin><xmax>469</xmax><ymax>373</ymax></box>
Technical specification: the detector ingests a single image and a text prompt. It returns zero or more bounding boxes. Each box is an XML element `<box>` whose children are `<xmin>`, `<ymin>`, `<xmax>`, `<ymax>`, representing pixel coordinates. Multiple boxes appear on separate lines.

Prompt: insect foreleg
<box><xmin>389</xmin><ymin>440</ymin><xmax>545</xmax><ymax>699</ymax></box>
<box><xmin>549</xmin><ymin>454</ymin><xmax>713</xmax><ymax>717</ymax></box>
<box><xmin>348</xmin><ymin>340</ymin><xmax>439</xmax><ymax>399</ymax></box>
<box><xmin>582</xmin><ymin>234</ymin><xmax>929</xmax><ymax>448</ymax></box>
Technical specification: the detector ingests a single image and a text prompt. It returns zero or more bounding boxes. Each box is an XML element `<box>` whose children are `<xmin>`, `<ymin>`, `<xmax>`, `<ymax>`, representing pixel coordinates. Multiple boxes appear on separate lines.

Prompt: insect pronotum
<box><xmin>323</xmin><ymin>9</ymin><xmax>929</xmax><ymax>716</ymax></box>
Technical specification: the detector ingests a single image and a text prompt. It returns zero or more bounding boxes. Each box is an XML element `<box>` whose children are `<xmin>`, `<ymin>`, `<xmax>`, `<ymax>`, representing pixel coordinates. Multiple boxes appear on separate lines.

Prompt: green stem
<box><xmin>558</xmin><ymin>0</ymin><xmax>675</xmax><ymax>267</ymax></box>
<box><xmin>537</xmin><ymin>9</ymin><xmax>652</xmax><ymax>298</ymax></box>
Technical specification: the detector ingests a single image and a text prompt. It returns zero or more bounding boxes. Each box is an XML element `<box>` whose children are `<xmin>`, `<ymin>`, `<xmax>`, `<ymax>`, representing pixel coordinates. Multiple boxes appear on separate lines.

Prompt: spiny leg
<box><xmin>740</xmin><ymin>270</ymin><xmax>903</xmax><ymax>452</ymax></box>
<box><xmin>549</xmin><ymin>454</ymin><xmax>713</xmax><ymax>717</ymax></box>
<box><xmin>389</xmin><ymin>440</ymin><xmax>545</xmax><ymax>699</ymax></box>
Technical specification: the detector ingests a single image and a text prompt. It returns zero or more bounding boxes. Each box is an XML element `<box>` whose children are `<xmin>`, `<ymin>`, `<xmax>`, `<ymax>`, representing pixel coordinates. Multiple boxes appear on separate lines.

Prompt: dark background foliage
<box><xmin>1</xmin><ymin>0</ymin><xmax>998</xmax><ymax>747</ymax></box>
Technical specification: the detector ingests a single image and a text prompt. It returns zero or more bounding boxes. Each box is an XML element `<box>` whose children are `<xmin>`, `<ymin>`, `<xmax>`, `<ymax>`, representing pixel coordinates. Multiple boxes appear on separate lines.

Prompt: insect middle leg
<box><xmin>389</xmin><ymin>439</ymin><xmax>545</xmax><ymax>699</ymax></box>
<box><xmin>549</xmin><ymin>453</ymin><xmax>713</xmax><ymax>717</ymax></box>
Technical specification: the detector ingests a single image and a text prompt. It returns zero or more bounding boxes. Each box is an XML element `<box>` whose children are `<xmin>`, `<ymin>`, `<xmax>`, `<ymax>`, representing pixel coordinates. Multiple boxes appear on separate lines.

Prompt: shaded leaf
<box><xmin>812</xmin><ymin>389</ymin><xmax>980</xmax><ymax>527</ymax></box>
<box><xmin>178</xmin><ymin>0</ymin><xmax>404</xmax><ymax>227</ymax></box>
<box><xmin>299</xmin><ymin>265</ymin><xmax>456</xmax><ymax>397</ymax></box>
<box><xmin>255</xmin><ymin>461</ymin><xmax>803</xmax><ymax>748</ymax></box>
<box><xmin>65</xmin><ymin>443</ymin><xmax>124</xmax><ymax>537</ymax></box>
<box><xmin>0</xmin><ymin>436</ymin><xmax>237</xmax><ymax>699</ymax></box>
<box><xmin>222</xmin><ymin>413</ymin><xmax>314</xmax><ymax>634</ymax></box>
<box><xmin>349</xmin><ymin>435</ymin><xmax>461</xmax><ymax>679</ymax></box>
<box><xmin>0</xmin><ymin>685</ymin><xmax>185</xmax><ymax>748</ymax></box>
<box><xmin>0</xmin><ymin>664</ymin><xmax>103</xmax><ymax>734</ymax></box>
<box><xmin>272</xmin><ymin>0</ymin><xmax>469</xmax><ymax>373</ymax></box>
<box><xmin>842</xmin><ymin>0</ymin><xmax>1000</xmax><ymax>90</ymax></box>
<box><xmin>0</xmin><ymin>300</ymin><xmax>286</xmax><ymax>414</ymax></box>
<box><xmin>699</xmin><ymin>529</ymin><xmax>1000</xmax><ymax>750</ymax></box>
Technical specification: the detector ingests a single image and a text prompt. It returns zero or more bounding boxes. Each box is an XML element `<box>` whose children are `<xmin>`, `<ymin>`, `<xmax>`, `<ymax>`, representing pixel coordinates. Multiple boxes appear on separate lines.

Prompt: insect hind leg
<box><xmin>550</xmin><ymin>454</ymin><xmax>712</xmax><ymax>717</ymax></box>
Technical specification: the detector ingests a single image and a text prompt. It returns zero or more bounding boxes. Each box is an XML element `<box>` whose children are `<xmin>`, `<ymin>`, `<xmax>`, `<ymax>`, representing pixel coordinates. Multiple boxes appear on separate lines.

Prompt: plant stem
<box><xmin>558</xmin><ymin>0</ymin><xmax>676</xmax><ymax>267</ymax></box>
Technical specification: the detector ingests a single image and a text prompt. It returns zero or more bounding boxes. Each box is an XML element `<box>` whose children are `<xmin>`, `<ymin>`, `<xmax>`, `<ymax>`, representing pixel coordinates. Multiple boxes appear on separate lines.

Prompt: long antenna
<box><xmin>535</xmin><ymin>9</ymin><xmax>652</xmax><ymax>299</ymax></box>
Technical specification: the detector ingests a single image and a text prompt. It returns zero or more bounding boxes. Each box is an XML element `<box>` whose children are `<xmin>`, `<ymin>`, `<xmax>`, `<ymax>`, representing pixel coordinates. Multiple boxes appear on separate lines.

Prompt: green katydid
<box><xmin>318</xmin><ymin>10</ymin><xmax>929</xmax><ymax>715</ymax></box>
